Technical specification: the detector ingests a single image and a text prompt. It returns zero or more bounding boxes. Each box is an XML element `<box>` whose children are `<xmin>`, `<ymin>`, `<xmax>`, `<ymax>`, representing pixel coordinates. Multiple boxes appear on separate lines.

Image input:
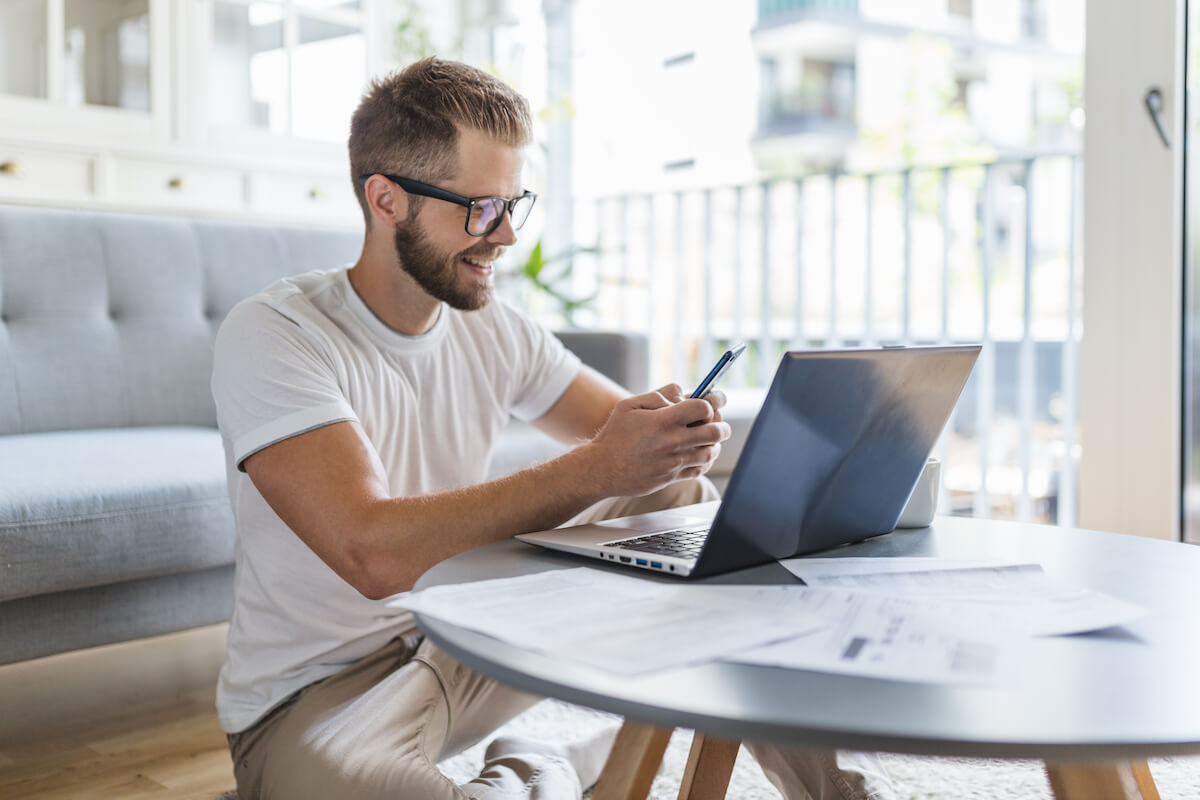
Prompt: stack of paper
<box><xmin>392</xmin><ymin>570</ymin><xmax>832</xmax><ymax>675</ymax></box>
<box><xmin>391</xmin><ymin>558</ymin><xmax>1146</xmax><ymax>686</ymax></box>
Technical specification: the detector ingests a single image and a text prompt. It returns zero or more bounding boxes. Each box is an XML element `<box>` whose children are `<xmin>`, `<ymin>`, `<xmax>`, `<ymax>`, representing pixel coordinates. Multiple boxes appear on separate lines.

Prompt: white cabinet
<box><xmin>0</xmin><ymin>0</ymin><xmax>381</xmax><ymax>226</ymax></box>
<box><xmin>110</xmin><ymin>156</ymin><xmax>244</xmax><ymax>210</ymax></box>
<box><xmin>0</xmin><ymin>143</ymin><xmax>95</xmax><ymax>204</ymax></box>
<box><xmin>247</xmin><ymin>169</ymin><xmax>359</xmax><ymax>221</ymax></box>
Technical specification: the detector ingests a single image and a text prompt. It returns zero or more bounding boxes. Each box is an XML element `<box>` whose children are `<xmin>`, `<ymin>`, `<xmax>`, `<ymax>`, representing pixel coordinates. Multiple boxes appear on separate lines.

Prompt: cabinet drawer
<box><xmin>0</xmin><ymin>145</ymin><xmax>95</xmax><ymax>202</ymax></box>
<box><xmin>248</xmin><ymin>171</ymin><xmax>359</xmax><ymax>222</ymax></box>
<box><xmin>111</xmin><ymin>158</ymin><xmax>244</xmax><ymax>211</ymax></box>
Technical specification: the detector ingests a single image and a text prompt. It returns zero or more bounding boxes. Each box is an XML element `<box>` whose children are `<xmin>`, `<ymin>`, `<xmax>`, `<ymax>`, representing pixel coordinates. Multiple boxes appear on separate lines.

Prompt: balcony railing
<box><xmin>567</xmin><ymin>153</ymin><xmax>1082</xmax><ymax>526</ymax></box>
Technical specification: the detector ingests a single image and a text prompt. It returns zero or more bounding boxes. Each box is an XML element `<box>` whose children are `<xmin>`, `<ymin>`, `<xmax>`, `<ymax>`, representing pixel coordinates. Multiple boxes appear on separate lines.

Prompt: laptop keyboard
<box><xmin>600</xmin><ymin>525</ymin><xmax>711</xmax><ymax>559</ymax></box>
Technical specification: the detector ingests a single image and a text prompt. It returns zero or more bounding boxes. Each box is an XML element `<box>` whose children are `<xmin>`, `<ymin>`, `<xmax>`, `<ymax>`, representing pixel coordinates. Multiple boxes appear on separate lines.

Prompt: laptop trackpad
<box><xmin>593</xmin><ymin>510</ymin><xmax>712</xmax><ymax>533</ymax></box>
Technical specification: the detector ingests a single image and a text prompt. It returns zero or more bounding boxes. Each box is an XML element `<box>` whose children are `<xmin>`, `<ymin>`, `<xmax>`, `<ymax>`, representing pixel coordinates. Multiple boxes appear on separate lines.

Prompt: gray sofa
<box><xmin>0</xmin><ymin>204</ymin><xmax>696</xmax><ymax>666</ymax></box>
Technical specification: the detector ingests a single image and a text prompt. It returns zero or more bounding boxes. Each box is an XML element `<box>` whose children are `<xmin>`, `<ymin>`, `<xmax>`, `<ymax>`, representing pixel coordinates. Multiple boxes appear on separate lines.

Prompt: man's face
<box><xmin>393</xmin><ymin>128</ymin><xmax>525</xmax><ymax>311</ymax></box>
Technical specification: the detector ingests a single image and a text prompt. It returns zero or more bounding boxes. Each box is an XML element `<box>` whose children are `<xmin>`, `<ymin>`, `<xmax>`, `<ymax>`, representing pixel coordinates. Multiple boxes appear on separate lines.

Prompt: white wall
<box><xmin>1080</xmin><ymin>0</ymin><xmax>1185</xmax><ymax>541</ymax></box>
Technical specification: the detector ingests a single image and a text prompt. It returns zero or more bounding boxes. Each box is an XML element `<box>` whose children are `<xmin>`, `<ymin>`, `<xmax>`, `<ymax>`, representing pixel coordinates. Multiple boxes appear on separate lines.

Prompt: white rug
<box><xmin>440</xmin><ymin>699</ymin><xmax>1200</xmax><ymax>799</ymax></box>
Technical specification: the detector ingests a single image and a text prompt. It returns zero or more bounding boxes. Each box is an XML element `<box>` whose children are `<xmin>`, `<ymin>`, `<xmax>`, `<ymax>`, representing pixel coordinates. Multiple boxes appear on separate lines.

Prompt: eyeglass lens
<box><xmin>467</xmin><ymin>195</ymin><xmax>534</xmax><ymax>236</ymax></box>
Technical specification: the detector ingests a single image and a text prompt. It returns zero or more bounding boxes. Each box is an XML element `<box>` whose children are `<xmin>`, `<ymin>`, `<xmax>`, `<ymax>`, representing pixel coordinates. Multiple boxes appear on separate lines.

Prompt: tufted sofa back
<box><xmin>0</xmin><ymin>206</ymin><xmax>361</xmax><ymax>435</ymax></box>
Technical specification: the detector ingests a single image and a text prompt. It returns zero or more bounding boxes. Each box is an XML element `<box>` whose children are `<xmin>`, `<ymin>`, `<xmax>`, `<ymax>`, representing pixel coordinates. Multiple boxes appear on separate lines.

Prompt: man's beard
<box><xmin>393</xmin><ymin>221</ymin><xmax>496</xmax><ymax>311</ymax></box>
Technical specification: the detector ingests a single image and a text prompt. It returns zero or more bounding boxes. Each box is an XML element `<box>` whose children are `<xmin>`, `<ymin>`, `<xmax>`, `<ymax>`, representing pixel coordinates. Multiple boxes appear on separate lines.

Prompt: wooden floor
<box><xmin>0</xmin><ymin>626</ymin><xmax>236</xmax><ymax>800</ymax></box>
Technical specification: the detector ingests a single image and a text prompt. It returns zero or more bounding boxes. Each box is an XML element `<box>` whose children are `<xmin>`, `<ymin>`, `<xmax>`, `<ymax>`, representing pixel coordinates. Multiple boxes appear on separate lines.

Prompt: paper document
<box><xmin>730</xmin><ymin>591</ymin><xmax>1015</xmax><ymax>685</ymax></box>
<box><xmin>391</xmin><ymin>568</ymin><xmax>831</xmax><ymax>675</ymax></box>
<box><xmin>779</xmin><ymin>558</ymin><xmax>1148</xmax><ymax>636</ymax></box>
<box><xmin>395</xmin><ymin>558</ymin><xmax>1147</xmax><ymax>685</ymax></box>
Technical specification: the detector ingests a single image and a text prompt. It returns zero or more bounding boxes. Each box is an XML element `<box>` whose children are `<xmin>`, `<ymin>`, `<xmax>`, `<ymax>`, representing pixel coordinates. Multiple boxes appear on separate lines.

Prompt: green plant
<box><xmin>515</xmin><ymin>240</ymin><xmax>602</xmax><ymax>326</ymax></box>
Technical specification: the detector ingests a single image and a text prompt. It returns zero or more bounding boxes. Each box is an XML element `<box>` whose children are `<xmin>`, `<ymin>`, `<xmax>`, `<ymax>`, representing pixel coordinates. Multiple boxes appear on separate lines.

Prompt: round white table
<box><xmin>415</xmin><ymin>515</ymin><xmax>1200</xmax><ymax>799</ymax></box>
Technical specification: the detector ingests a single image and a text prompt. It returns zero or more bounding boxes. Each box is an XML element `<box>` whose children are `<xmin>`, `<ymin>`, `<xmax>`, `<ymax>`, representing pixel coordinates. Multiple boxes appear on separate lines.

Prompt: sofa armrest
<box><xmin>555</xmin><ymin>331</ymin><xmax>650</xmax><ymax>393</ymax></box>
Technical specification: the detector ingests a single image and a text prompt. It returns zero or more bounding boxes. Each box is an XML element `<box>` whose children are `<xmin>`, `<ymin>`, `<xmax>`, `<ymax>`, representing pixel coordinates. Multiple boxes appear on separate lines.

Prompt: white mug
<box><xmin>896</xmin><ymin>457</ymin><xmax>941</xmax><ymax>528</ymax></box>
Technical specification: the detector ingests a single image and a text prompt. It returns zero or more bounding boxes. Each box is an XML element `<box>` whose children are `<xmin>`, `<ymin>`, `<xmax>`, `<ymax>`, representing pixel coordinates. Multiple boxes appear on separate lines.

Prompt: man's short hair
<box><xmin>349</xmin><ymin>57</ymin><xmax>534</xmax><ymax>224</ymax></box>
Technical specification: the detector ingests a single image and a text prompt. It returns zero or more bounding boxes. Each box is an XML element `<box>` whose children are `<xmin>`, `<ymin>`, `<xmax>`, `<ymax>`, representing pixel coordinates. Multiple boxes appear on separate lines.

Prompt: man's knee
<box><xmin>614</xmin><ymin>476</ymin><xmax>719</xmax><ymax>518</ymax></box>
<box><xmin>650</xmin><ymin>476</ymin><xmax>720</xmax><ymax>508</ymax></box>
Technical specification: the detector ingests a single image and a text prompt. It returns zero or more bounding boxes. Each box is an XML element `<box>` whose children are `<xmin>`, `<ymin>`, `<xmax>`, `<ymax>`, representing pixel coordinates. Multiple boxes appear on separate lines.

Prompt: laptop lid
<box><xmin>689</xmin><ymin>345</ymin><xmax>980</xmax><ymax>578</ymax></box>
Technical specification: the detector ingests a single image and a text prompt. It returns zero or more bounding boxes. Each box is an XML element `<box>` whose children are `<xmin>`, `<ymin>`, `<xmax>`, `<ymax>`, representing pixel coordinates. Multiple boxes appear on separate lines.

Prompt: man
<box><xmin>212</xmin><ymin>57</ymin><xmax>895</xmax><ymax>799</ymax></box>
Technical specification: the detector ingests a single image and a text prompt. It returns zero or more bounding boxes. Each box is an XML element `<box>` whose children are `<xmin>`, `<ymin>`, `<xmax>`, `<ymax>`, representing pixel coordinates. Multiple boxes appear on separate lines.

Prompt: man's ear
<box><xmin>364</xmin><ymin>175</ymin><xmax>408</xmax><ymax>229</ymax></box>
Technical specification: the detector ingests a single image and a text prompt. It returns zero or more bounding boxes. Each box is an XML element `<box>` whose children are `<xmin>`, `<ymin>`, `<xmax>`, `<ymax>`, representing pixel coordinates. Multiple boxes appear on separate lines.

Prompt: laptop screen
<box><xmin>692</xmin><ymin>346</ymin><xmax>980</xmax><ymax>578</ymax></box>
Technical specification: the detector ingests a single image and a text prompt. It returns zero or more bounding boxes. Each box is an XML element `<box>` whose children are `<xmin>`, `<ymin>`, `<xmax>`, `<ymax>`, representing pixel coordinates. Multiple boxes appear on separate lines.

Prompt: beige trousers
<box><xmin>227</xmin><ymin>478</ymin><xmax>896</xmax><ymax>800</ymax></box>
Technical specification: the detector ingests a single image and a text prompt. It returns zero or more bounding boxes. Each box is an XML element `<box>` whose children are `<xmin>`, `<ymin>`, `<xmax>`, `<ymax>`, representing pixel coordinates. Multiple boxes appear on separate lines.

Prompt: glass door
<box><xmin>0</xmin><ymin>0</ymin><xmax>154</xmax><ymax>110</ymax></box>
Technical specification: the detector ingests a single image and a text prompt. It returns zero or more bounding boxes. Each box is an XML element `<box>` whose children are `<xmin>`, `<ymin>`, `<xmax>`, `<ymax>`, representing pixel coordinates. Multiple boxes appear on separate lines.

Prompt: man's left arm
<box><xmin>531</xmin><ymin>365</ymin><xmax>628</xmax><ymax>444</ymax></box>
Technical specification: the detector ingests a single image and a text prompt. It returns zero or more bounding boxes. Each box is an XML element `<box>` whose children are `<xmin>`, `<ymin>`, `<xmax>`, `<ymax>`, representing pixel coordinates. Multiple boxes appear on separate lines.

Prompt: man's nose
<box><xmin>485</xmin><ymin>211</ymin><xmax>518</xmax><ymax>246</ymax></box>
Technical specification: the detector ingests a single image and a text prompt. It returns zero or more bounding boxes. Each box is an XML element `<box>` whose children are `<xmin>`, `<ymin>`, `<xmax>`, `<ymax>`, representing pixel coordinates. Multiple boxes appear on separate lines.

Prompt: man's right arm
<box><xmin>243</xmin><ymin>387</ymin><xmax>728</xmax><ymax>600</ymax></box>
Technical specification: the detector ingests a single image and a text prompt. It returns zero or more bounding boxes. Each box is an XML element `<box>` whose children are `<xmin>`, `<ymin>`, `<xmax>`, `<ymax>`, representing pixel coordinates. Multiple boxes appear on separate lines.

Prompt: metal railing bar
<box><xmin>937</xmin><ymin>166</ymin><xmax>954</xmax><ymax>509</ymax></box>
<box><xmin>619</xmin><ymin>195</ymin><xmax>629</xmax><ymax>330</ymax></box>
<box><xmin>975</xmin><ymin>163</ymin><xmax>996</xmax><ymax>517</ymax></box>
<box><xmin>1060</xmin><ymin>155</ymin><xmax>1081</xmax><ymax>527</ymax></box>
<box><xmin>902</xmin><ymin>168</ymin><xmax>913</xmax><ymax>344</ymax></box>
<box><xmin>733</xmin><ymin>186</ymin><xmax>746</xmax><ymax>385</ymax></box>
<box><xmin>673</xmin><ymin>191</ymin><xmax>686</xmax><ymax>383</ymax></box>
<box><xmin>760</xmin><ymin>181</ymin><xmax>773</xmax><ymax>386</ymax></box>
<box><xmin>829</xmin><ymin>172</ymin><xmax>840</xmax><ymax>348</ymax></box>
<box><xmin>863</xmin><ymin>174</ymin><xmax>874</xmax><ymax>347</ymax></box>
<box><xmin>701</xmin><ymin>188</ymin><xmax>715</xmax><ymax>381</ymax></box>
<box><xmin>594</xmin><ymin>196</ymin><xmax>604</xmax><ymax>326</ymax></box>
<box><xmin>940</xmin><ymin>167</ymin><xmax>952</xmax><ymax>344</ymax></box>
<box><xmin>1017</xmin><ymin>160</ymin><xmax>1036</xmax><ymax>522</ymax></box>
<box><xmin>794</xmin><ymin>178</ymin><xmax>806</xmax><ymax>349</ymax></box>
<box><xmin>645</xmin><ymin>193</ymin><xmax>655</xmax><ymax>339</ymax></box>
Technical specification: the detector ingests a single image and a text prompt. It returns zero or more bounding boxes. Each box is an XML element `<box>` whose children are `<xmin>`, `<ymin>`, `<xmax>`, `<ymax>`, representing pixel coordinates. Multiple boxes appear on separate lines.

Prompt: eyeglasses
<box><xmin>358</xmin><ymin>174</ymin><xmax>537</xmax><ymax>237</ymax></box>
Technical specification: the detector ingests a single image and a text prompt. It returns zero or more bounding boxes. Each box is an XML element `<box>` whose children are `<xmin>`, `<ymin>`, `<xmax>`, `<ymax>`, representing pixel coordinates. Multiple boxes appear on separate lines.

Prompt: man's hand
<box><xmin>582</xmin><ymin>383</ymin><xmax>731</xmax><ymax>498</ymax></box>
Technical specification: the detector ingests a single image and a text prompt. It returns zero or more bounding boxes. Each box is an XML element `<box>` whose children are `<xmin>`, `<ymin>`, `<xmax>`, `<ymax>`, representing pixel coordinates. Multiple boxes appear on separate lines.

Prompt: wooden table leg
<box><xmin>1045</xmin><ymin>761</ymin><xmax>1160</xmax><ymax>800</ymax></box>
<box><xmin>592</xmin><ymin>720</ymin><xmax>673</xmax><ymax>800</ymax></box>
<box><xmin>676</xmin><ymin>733</ymin><xmax>741</xmax><ymax>800</ymax></box>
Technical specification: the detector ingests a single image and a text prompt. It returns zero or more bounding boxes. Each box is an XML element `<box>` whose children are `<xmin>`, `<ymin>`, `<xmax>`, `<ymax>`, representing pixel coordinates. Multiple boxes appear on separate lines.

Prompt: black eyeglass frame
<box><xmin>358</xmin><ymin>173</ymin><xmax>536</xmax><ymax>237</ymax></box>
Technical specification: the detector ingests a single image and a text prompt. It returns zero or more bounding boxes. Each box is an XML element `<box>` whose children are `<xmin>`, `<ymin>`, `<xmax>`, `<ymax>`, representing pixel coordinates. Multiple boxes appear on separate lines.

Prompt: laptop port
<box><xmin>619</xmin><ymin>556</ymin><xmax>631</xmax><ymax>563</ymax></box>
<box><xmin>635</xmin><ymin>558</ymin><xmax>648</xmax><ymax>566</ymax></box>
<box><xmin>650</xmin><ymin>561</ymin><xmax>663</xmax><ymax>569</ymax></box>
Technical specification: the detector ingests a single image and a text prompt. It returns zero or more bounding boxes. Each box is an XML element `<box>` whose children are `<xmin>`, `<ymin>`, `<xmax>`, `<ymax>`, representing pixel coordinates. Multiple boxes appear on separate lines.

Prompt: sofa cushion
<box><xmin>0</xmin><ymin>205</ymin><xmax>359</xmax><ymax>435</ymax></box>
<box><xmin>0</xmin><ymin>426</ymin><xmax>233</xmax><ymax>602</ymax></box>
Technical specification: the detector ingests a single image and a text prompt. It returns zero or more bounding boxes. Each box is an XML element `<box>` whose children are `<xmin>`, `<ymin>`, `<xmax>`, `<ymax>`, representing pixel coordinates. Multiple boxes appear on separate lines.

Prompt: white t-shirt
<box><xmin>211</xmin><ymin>267</ymin><xmax>580</xmax><ymax>733</ymax></box>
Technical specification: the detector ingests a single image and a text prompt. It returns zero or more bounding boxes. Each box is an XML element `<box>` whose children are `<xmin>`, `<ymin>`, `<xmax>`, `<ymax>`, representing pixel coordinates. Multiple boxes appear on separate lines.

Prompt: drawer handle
<box><xmin>167</xmin><ymin>176</ymin><xmax>186</xmax><ymax>190</ymax></box>
<box><xmin>0</xmin><ymin>161</ymin><xmax>20</xmax><ymax>176</ymax></box>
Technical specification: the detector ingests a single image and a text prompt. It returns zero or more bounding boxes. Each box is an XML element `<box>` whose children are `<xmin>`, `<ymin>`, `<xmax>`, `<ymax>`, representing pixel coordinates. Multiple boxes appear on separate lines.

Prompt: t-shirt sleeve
<box><xmin>499</xmin><ymin>304</ymin><xmax>582</xmax><ymax>422</ymax></box>
<box><xmin>212</xmin><ymin>299</ymin><xmax>358</xmax><ymax>471</ymax></box>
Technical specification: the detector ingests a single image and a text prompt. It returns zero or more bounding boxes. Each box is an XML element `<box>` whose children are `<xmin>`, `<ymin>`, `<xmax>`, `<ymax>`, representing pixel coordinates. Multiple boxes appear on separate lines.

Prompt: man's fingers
<box><xmin>657</xmin><ymin>383</ymin><xmax>686</xmax><ymax>403</ymax></box>
<box><xmin>691</xmin><ymin>422</ymin><xmax>730</xmax><ymax>448</ymax></box>
<box><xmin>666</xmin><ymin>397</ymin><xmax>717</xmax><ymax>426</ymax></box>
<box><xmin>626</xmin><ymin>389</ymin><xmax>674</xmax><ymax>411</ymax></box>
<box><xmin>667</xmin><ymin>422</ymin><xmax>729</xmax><ymax>460</ymax></box>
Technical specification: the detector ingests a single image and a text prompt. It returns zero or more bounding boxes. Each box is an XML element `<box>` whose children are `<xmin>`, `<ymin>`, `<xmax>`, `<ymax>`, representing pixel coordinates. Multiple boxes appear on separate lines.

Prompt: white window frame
<box><xmin>0</xmin><ymin>0</ymin><xmax>172</xmax><ymax>145</ymax></box>
<box><xmin>1079</xmin><ymin>0</ymin><xmax>1186</xmax><ymax>541</ymax></box>
<box><xmin>183</xmin><ymin>0</ymin><xmax>377</xmax><ymax>155</ymax></box>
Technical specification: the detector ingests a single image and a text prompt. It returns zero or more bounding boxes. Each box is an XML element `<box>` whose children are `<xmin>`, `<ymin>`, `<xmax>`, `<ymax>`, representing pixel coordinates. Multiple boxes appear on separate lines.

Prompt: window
<box><xmin>0</xmin><ymin>0</ymin><xmax>152</xmax><ymax>110</ymax></box>
<box><xmin>205</xmin><ymin>0</ymin><xmax>366</xmax><ymax>142</ymax></box>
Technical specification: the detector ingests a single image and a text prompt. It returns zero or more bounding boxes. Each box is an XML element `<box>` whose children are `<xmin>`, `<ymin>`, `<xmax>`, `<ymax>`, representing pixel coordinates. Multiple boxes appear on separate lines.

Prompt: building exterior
<box><xmin>752</xmin><ymin>0</ymin><xmax>1084</xmax><ymax>174</ymax></box>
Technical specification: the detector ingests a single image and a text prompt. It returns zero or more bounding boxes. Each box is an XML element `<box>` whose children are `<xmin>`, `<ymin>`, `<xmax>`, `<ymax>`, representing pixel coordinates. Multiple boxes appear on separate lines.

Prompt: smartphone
<box><xmin>690</xmin><ymin>343</ymin><xmax>747</xmax><ymax>399</ymax></box>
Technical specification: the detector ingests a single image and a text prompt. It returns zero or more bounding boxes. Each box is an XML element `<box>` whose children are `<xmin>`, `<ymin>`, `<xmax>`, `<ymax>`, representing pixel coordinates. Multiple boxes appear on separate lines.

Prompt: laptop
<box><xmin>517</xmin><ymin>345</ymin><xmax>981</xmax><ymax>579</ymax></box>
